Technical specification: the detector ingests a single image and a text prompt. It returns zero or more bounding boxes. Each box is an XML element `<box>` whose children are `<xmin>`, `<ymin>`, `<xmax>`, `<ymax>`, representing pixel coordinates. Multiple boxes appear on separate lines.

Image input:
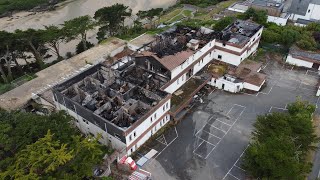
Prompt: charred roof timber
<box><xmin>53</xmin><ymin>63</ymin><xmax>169</xmax><ymax>130</ymax></box>
<box><xmin>220</xmin><ymin>20</ymin><xmax>262</xmax><ymax>45</ymax></box>
<box><xmin>149</xmin><ymin>26</ymin><xmax>218</xmax><ymax>58</ymax></box>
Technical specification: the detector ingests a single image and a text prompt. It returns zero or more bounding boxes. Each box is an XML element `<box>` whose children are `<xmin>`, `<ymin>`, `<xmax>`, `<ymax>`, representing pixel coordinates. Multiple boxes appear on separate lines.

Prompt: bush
<box><xmin>76</xmin><ymin>41</ymin><xmax>94</xmax><ymax>54</ymax></box>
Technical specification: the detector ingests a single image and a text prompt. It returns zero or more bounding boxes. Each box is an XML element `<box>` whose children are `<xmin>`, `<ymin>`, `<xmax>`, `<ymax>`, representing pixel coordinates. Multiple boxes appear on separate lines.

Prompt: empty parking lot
<box><xmin>142</xmin><ymin>61</ymin><xmax>320</xmax><ymax>180</ymax></box>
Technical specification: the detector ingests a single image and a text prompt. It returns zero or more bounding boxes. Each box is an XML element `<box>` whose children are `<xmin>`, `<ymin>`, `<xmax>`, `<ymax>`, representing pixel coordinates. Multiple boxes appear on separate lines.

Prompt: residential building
<box><xmin>289</xmin><ymin>0</ymin><xmax>320</xmax><ymax>26</ymax></box>
<box><xmin>52</xmin><ymin>62</ymin><xmax>171</xmax><ymax>156</ymax></box>
<box><xmin>136</xmin><ymin>20</ymin><xmax>263</xmax><ymax>93</ymax></box>
<box><xmin>228</xmin><ymin>0</ymin><xmax>289</xmax><ymax>26</ymax></box>
<box><xmin>51</xmin><ymin>20</ymin><xmax>263</xmax><ymax>156</ymax></box>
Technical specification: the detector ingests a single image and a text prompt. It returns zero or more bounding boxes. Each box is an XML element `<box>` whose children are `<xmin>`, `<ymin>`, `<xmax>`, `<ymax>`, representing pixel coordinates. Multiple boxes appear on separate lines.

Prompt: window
<box><xmin>252</xmin><ymin>38</ymin><xmax>255</xmax><ymax>42</ymax></box>
<box><xmin>201</xmin><ymin>59</ymin><xmax>204</xmax><ymax>64</ymax></box>
<box><xmin>154</xmin><ymin>113</ymin><xmax>157</xmax><ymax>119</ymax></box>
<box><xmin>150</xmin><ymin>116</ymin><xmax>153</xmax><ymax>123</ymax></box>
<box><xmin>182</xmin><ymin>75</ymin><xmax>184</xmax><ymax>81</ymax></box>
<box><xmin>129</xmin><ymin>135</ymin><xmax>132</xmax><ymax>141</ymax></box>
<box><xmin>258</xmin><ymin>33</ymin><xmax>261</xmax><ymax>36</ymax></box>
<box><xmin>308</xmin><ymin>9</ymin><xmax>311</xmax><ymax>13</ymax></box>
<box><xmin>115</xmin><ymin>133</ymin><xmax>121</xmax><ymax>140</ymax></box>
<box><xmin>223</xmin><ymin>43</ymin><xmax>226</xmax><ymax>46</ymax></box>
<box><xmin>134</xmin><ymin>132</ymin><xmax>136</xmax><ymax>137</ymax></box>
<box><xmin>163</xmin><ymin>105</ymin><xmax>165</xmax><ymax>111</ymax></box>
<box><xmin>166</xmin><ymin>103</ymin><xmax>168</xmax><ymax>109</ymax></box>
<box><xmin>131</xmin><ymin>148</ymin><xmax>133</xmax><ymax>153</ymax></box>
<box><xmin>163</xmin><ymin>119</ymin><xmax>165</xmax><ymax>124</ymax></box>
<box><xmin>160</xmin><ymin>121</ymin><xmax>162</xmax><ymax>126</ymax></box>
<box><xmin>198</xmin><ymin>61</ymin><xmax>201</xmax><ymax>66</ymax></box>
<box><xmin>218</xmin><ymin>55</ymin><xmax>222</xmax><ymax>59</ymax></box>
<box><xmin>177</xmin><ymin>79</ymin><xmax>179</xmax><ymax>85</ymax></box>
<box><xmin>155</xmin><ymin>126</ymin><xmax>157</xmax><ymax>131</ymax></box>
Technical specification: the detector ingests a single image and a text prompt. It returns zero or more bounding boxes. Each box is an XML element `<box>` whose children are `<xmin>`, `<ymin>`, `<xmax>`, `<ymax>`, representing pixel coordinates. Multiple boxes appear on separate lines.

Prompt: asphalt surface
<box><xmin>141</xmin><ymin>60</ymin><xmax>320</xmax><ymax>180</ymax></box>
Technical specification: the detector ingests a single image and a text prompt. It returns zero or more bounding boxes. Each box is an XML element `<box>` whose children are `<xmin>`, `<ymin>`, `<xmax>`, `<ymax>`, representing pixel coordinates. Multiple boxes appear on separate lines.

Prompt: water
<box><xmin>0</xmin><ymin>0</ymin><xmax>177</xmax><ymax>32</ymax></box>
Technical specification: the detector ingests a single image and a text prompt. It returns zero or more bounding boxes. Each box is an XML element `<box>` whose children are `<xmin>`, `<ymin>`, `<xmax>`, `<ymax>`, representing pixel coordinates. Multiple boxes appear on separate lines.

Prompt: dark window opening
<box><xmin>218</xmin><ymin>55</ymin><xmax>222</xmax><ymax>59</ymax></box>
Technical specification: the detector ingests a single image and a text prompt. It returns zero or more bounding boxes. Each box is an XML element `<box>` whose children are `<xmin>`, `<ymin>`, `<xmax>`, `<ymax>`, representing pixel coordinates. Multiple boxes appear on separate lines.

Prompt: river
<box><xmin>0</xmin><ymin>0</ymin><xmax>177</xmax><ymax>32</ymax></box>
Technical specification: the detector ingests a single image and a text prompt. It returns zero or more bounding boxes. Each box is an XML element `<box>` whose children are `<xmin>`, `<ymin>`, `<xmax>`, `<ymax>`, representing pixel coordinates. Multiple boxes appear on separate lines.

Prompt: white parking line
<box><xmin>202</xmin><ymin>129</ymin><xmax>222</xmax><ymax>139</ymax></box>
<box><xmin>222</xmin><ymin>145</ymin><xmax>249</xmax><ymax>180</ymax></box>
<box><xmin>196</xmin><ymin>136</ymin><xmax>216</xmax><ymax>146</ymax></box>
<box><xmin>234</xmin><ymin>165</ymin><xmax>246</xmax><ymax>172</ymax></box>
<box><xmin>216</xmin><ymin>119</ymin><xmax>233</xmax><ymax>126</ymax></box>
<box><xmin>203</xmin><ymin>106</ymin><xmax>246</xmax><ymax>159</ymax></box>
<box><xmin>150</xmin><ymin>127</ymin><xmax>179</xmax><ymax>164</ymax></box>
<box><xmin>229</xmin><ymin>173</ymin><xmax>241</xmax><ymax>180</ymax></box>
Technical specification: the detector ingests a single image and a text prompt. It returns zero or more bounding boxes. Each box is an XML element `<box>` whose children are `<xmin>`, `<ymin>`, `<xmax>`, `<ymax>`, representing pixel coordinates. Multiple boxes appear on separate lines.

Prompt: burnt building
<box><xmin>53</xmin><ymin>62</ymin><xmax>171</xmax><ymax>155</ymax></box>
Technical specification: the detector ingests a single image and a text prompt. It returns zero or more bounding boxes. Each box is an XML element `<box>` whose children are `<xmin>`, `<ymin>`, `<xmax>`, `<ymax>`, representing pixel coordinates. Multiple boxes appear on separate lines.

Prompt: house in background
<box><xmin>289</xmin><ymin>0</ymin><xmax>320</xmax><ymax>26</ymax></box>
<box><xmin>286</xmin><ymin>46</ymin><xmax>320</xmax><ymax>70</ymax></box>
<box><xmin>228</xmin><ymin>0</ymin><xmax>289</xmax><ymax>26</ymax></box>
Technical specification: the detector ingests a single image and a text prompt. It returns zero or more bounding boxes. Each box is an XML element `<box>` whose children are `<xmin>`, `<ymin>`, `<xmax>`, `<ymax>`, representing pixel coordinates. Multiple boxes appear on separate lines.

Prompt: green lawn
<box><xmin>166</xmin><ymin>14</ymin><xmax>185</xmax><ymax>24</ymax></box>
<box><xmin>160</xmin><ymin>8</ymin><xmax>183</xmax><ymax>23</ymax></box>
<box><xmin>182</xmin><ymin>10</ymin><xmax>193</xmax><ymax>17</ymax></box>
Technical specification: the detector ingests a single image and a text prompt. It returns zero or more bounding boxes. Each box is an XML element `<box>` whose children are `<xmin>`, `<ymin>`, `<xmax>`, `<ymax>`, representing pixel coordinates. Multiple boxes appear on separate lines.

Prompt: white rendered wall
<box><xmin>243</xmin><ymin>80</ymin><xmax>265</xmax><ymax>92</ymax></box>
<box><xmin>209</xmin><ymin>77</ymin><xmax>244</xmax><ymax>93</ymax></box>
<box><xmin>286</xmin><ymin>55</ymin><xmax>313</xmax><ymax>68</ymax></box>
<box><xmin>126</xmin><ymin>114</ymin><xmax>170</xmax><ymax>156</ymax></box>
<box><xmin>54</xmin><ymin>101</ymin><xmax>126</xmax><ymax>151</ymax></box>
<box><xmin>267</xmin><ymin>15</ymin><xmax>288</xmax><ymax>26</ymax></box>
<box><xmin>125</xmin><ymin>99</ymin><xmax>171</xmax><ymax>155</ymax></box>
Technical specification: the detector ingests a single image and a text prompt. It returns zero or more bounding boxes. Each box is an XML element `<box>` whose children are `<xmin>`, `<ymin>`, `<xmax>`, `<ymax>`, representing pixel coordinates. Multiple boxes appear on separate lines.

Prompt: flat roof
<box><xmin>222</xmin><ymin>20</ymin><xmax>262</xmax><ymax>46</ymax></box>
<box><xmin>0</xmin><ymin>38</ymin><xmax>126</xmax><ymax>110</ymax></box>
<box><xmin>289</xmin><ymin>0</ymin><xmax>311</xmax><ymax>16</ymax></box>
<box><xmin>252</xmin><ymin>0</ymin><xmax>284</xmax><ymax>9</ymax></box>
<box><xmin>129</xmin><ymin>33</ymin><xmax>156</xmax><ymax>49</ymax></box>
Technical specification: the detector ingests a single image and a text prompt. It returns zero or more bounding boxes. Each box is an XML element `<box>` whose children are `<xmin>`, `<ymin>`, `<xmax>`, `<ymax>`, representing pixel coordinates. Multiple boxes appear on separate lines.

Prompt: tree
<box><xmin>63</xmin><ymin>15</ymin><xmax>96</xmax><ymax>51</ymax></box>
<box><xmin>243</xmin><ymin>100</ymin><xmax>317</xmax><ymax>179</ymax></box>
<box><xmin>94</xmin><ymin>4</ymin><xmax>132</xmax><ymax>40</ymax></box>
<box><xmin>280</xmin><ymin>28</ymin><xmax>300</xmax><ymax>48</ymax></box>
<box><xmin>0</xmin><ymin>110</ymin><xmax>107</xmax><ymax>179</ymax></box>
<box><xmin>1</xmin><ymin>131</ymin><xmax>74</xmax><ymax>179</ymax></box>
<box><xmin>15</xmin><ymin>29</ymin><xmax>47</xmax><ymax>68</ymax></box>
<box><xmin>213</xmin><ymin>17</ymin><xmax>234</xmax><ymax>31</ymax></box>
<box><xmin>42</xmin><ymin>25</ymin><xmax>65</xmax><ymax>60</ymax></box>
<box><xmin>239</xmin><ymin>8</ymin><xmax>267</xmax><ymax>25</ymax></box>
<box><xmin>137</xmin><ymin>8</ymin><xmax>163</xmax><ymax>27</ymax></box>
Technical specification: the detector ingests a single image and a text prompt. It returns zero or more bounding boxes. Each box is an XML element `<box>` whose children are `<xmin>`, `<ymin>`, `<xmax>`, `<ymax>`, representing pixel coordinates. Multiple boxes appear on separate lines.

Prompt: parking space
<box><xmin>143</xmin><ymin>60</ymin><xmax>320</xmax><ymax>180</ymax></box>
<box><xmin>193</xmin><ymin>104</ymin><xmax>246</xmax><ymax>160</ymax></box>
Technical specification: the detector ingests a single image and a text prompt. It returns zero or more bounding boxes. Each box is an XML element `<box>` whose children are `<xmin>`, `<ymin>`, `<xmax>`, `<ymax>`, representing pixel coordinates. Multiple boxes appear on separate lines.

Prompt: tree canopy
<box><xmin>94</xmin><ymin>3</ymin><xmax>132</xmax><ymax>40</ymax></box>
<box><xmin>242</xmin><ymin>100</ymin><xmax>318</xmax><ymax>179</ymax></box>
<box><xmin>0</xmin><ymin>110</ymin><xmax>108</xmax><ymax>179</ymax></box>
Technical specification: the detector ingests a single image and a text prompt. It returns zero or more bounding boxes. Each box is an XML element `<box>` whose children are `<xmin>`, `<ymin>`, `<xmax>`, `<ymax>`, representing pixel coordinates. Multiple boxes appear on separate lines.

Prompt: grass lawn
<box><xmin>167</xmin><ymin>14</ymin><xmax>185</xmax><ymax>24</ymax></box>
<box><xmin>182</xmin><ymin>10</ymin><xmax>193</xmax><ymax>17</ymax></box>
<box><xmin>160</xmin><ymin>8</ymin><xmax>183</xmax><ymax>23</ymax></box>
<box><xmin>194</xmin><ymin>0</ymin><xmax>237</xmax><ymax>20</ymax></box>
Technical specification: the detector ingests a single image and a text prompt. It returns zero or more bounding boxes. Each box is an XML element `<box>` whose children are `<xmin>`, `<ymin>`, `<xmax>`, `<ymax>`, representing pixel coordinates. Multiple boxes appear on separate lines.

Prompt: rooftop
<box><xmin>221</xmin><ymin>20</ymin><xmax>262</xmax><ymax>46</ymax></box>
<box><xmin>289</xmin><ymin>0</ymin><xmax>312</xmax><ymax>16</ymax></box>
<box><xmin>137</xmin><ymin>26</ymin><xmax>218</xmax><ymax>71</ymax></box>
<box><xmin>252</xmin><ymin>0</ymin><xmax>284</xmax><ymax>9</ymax></box>
<box><xmin>289</xmin><ymin>46</ymin><xmax>320</xmax><ymax>62</ymax></box>
<box><xmin>0</xmin><ymin>38</ymin><xmax>126</xmax><ymax>110</ymax></box>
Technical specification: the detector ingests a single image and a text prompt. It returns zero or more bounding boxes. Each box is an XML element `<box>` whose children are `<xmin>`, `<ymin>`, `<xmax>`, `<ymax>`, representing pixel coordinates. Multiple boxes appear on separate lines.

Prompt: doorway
<box><xmin>222</xmin><ymin>84</ymin><xmax>225</xmax><ymax>90</ymax></box>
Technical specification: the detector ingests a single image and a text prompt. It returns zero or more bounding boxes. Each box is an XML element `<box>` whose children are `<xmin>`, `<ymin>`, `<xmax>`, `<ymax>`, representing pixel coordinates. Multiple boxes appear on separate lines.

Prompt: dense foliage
<box><xmin>242</xmin><ymin>100</ymin><xmax>318</xmax><ymax>179</ymax></box>
<box><xmin>179</xmin><ymin>0</ymin><xmax>226</xmax><ymax>8</ymax></box>
<box><xmin>240</xmin><ymin>8</ymin><xmax>320</xmax><ymax>51</ymax></box>
<box><xmin>0</xmin><ymin>110</ymin><xmax>108</xmax><ymax>179</ymax></box>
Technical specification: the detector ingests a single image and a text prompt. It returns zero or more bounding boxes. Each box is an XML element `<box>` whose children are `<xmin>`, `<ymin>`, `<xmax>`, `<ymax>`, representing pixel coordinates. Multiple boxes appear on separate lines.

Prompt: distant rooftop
<box><xmin>289</xmin><ymin>0</ymin><xmax>312</xmax><ymax>16</ymax></box>
<box><xmin>221</xmin><ymin>20</ymin><xmax>262</xmax><ymax>46</ymax></box>
<box><xmin>289</xmin><ymin>46</ymin><xmax>320</xmax><ymax>62</ymax></box>
<box><xmin>252</xmin><ymin>0</ymin><xmax>284</xmax><ymax>9</ymax></box>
